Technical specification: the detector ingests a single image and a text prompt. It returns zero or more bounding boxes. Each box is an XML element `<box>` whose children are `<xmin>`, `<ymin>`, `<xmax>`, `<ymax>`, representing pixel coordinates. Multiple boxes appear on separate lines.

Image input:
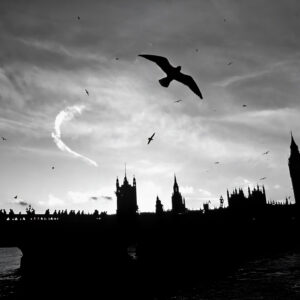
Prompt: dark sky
<box><xmin>0</xmin><ymin>0</ymin><xmax>299</xmax><ymax>213</ymax></box>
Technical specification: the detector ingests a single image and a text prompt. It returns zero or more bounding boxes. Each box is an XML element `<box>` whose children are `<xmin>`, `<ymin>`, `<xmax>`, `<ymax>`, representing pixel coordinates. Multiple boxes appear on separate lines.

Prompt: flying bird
<box><xmin>147</xmin><ymin>133</ymin><xmax>155</xmax><ymax>145</ymax></box>
<box><xmin>263</xmin><ymin>151</ymin><xmax>270</xmax><ymax>155</ymax></box>
<box><xmin>174</xmin><ymin>99</ymin><xmax>182</xmax><ymax>103</ymax></box>
<box><xmin>214</xmin><ymin>161</ymin><xmax>220</xmax><ymax>164</ymax></box>
<box><xmin>260</xmin><ymin>177</ymin><xmax>267</xmax><ymax>180</ymax></box>
<box><xmin>242</xmin><ymin>104</ymin><xmax>247</xmax><ymax>107</ymax></box>
<box><xmin>14</xmin><ymin>195</ymin><xmax>17</xmax><ymax>199</ymax></box>
<box><xmin>227</xmin><ymin>61</ymin><xmax>233</xmax><ymax>66</ymax></box>
<box><xmin>1</xmin><ymin>137</ymin><xmax>7</xmax><ymax>141</ymax></box>
<box><xmin>138</xmin><ymin>54</ymin><xmax>203</xmax><ymax>99</ymax></box>
<box><xmin>85</xmin><ymin>89</ymin><xmax>89</xmax><ymax>96</ymax></box>
<box><xmin>77</xmin><ymin>16</ymin><xmax>80</xmax><ymax>20</ymax></box>
<box><xmin>115</xmin><ymin>57</ymin><xmax>119</xmax><ymax>61</ymax></box>
<box><xmin>52</xmin><ymin>166</ymin><xmax>55</xmax><ymax>170</ymax></box>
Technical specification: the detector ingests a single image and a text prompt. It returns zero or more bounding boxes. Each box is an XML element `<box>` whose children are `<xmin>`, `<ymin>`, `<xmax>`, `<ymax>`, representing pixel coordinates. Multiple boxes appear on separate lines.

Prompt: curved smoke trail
<box><xmin>51</xmin><ymin>105</ymin><xmax>98</xmax><ymax>167</ymax></box>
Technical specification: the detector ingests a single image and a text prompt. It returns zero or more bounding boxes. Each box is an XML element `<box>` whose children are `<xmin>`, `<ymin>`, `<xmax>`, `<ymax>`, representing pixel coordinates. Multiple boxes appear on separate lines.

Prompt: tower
<box><xmin>115</xmin><ymin>171</ymin><xmax>138</xmax><ymax>217</ymax></box>
<box><xmin>155</xmin><ymin>196</ymin><xmax>164</xmax><ymax>215</ymax></box>
<box><xmin>289</xmin><ymin>133</ymin><xmax>300</xmax><ymax>208</ymax></box>
<box><xmin>171</xmin><ymin>175</ymin><xmax>186</xmax><ymax>214</ymax></box>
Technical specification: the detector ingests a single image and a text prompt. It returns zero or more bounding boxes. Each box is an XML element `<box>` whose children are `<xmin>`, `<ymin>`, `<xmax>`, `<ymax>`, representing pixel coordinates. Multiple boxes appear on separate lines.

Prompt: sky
<box><xmin>0</xmin><ymin>0</ymin><xmax>300</xmax><ymax>214</ymax></box>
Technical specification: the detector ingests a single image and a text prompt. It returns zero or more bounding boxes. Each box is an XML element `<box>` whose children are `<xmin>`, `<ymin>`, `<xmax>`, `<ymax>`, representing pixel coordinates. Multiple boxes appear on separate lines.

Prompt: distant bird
<box><xmin>147</xmin><ymin>133</ymin><xmax>155</xmax><ymax>145</ymax></box>
<box><xmin>214</xmin><ymin>161</ymin><xmax>220</xmax><ymax>164</ymax></box>
<box><xmin>85</xmin><ymin>89</ymin><xmax>89</xmax><ymax>96</ymax></box>
<box><xmin>195</xmin><ymin>49</ymin><xmax>199</xmax><ymax>52</ymax></box>
<box><xmin>52</xmin><ymin>166</ymin><xmax>55</xmax><ymax>170</ymax></box>
<box><xmin>138</xmin><ymin>54</ymin><xmax>203</xmax><ymax>99</ymax></box>
<box><xmin>263</xmin><ymin>151</ymin><xmax>270</xmax><ymax>155</ymax></box>
<box><xmin>260</xmin><ymin>177</ymin><xmax>267</xmax><ymax>180</ymax></box>
<box><xmin>115</xmin><ymin>57</ymin><xmax>119</xmax><ymax>61</ymax></box>
<box><xmin>14</xmin><ymin>195</ymin><xmax>17</xmax><ymax>199</ymax></box>
<box><xmin>1</xmin><ymin>137</ymin><xmax>7</xmax><ymax>141</ymax></box>
<box><xmin>77</xmin><ymin>16</ymin><xmax>80</xmax><ymax>20</ymax></box>
<box><xmin>242</xmin><ymin>104</ymin><xmax>247</xmax><ymax>107</ymax></box>
<box><xmin>174</xmin><ymin>99</ymin><xmax>182</xmax><ymax>103</ymax></box>
<box><xmin>227</xmin><ymin>61</ymin><xmax>233</xmax><ymax>66</ymax></box>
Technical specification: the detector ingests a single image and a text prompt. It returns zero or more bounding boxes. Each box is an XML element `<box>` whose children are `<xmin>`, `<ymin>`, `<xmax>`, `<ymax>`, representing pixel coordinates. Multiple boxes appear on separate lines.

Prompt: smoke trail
<box><xmin>51</xmin><ymin>105</ymin><xmax>98</xmax><ymax>167</ymax></box>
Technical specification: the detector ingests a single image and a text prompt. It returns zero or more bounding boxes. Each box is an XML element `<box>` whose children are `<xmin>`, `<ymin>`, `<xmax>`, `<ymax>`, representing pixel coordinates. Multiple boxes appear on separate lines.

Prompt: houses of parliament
<box><xmin>115</xmin><ymin>134</ymin><xmax>300</xmax><ymax>217</ymax></box>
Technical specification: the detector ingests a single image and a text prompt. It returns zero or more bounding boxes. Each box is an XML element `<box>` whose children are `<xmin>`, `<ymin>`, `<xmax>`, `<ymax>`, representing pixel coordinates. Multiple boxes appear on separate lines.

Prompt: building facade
<box><xmin>171</xmin><ymin>176</ymin><xmax>186</xmax><ymax>214</ymax></box>
<box><xmin>115</xmin><ymin>173</ymin><xmax>138</xmax><ymax>217</ymax></box>
<box><xmin>289</xmin><ymin>133</ymin><xmax>300</xmax><ymax>209</ymax></box>
<box><xmin>227</xmin><ymin>185</ymin><xmax>266</xmax><ymax>211</ymax></box>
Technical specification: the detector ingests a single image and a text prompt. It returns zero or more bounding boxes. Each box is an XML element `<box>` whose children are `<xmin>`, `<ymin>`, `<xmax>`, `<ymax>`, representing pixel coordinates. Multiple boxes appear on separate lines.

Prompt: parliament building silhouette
<box><xmin>115</xmin><ymin>133</ymin><xmax>300</xmax><ymax>217</ymax></box>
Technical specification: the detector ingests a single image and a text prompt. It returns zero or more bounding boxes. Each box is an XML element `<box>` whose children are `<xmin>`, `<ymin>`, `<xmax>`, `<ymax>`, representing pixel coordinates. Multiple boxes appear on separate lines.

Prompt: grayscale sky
<box><xmin>0</xmin><ymin>0</ymin><xmax>299</xmax><ymax>213</ymax></box>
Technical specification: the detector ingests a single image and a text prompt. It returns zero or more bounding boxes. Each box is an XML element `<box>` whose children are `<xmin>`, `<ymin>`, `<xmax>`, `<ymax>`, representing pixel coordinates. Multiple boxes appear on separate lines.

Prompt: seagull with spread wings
<box><xmin>139</xmin><ymin>54</ymin><xmax>203</xmax><ymax>99</ymax></box>
<box><xmin>147</xmin><ymin>133</ymin><xmax>155</xmax><ymax>145</ymax></box>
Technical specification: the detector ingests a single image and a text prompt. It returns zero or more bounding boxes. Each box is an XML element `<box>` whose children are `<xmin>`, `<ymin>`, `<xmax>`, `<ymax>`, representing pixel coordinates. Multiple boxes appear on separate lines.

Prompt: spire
<box><xmin>133</xmin><ymin>175</ymin><xmax>136</xmax><ymax>186</ymax></box>
<box><xmin>116</xmin><ymin>177</ymin><xmax>119</xmax><ymax>189</ymax></box>
<box><xmin>290</xmin><ymin>132</ymin><xmax>299</xmax><ymax>153</ymax></box>
<box><xmin>173</xmin><ymin>174</ymin><xmax>179</xmax><ymax>192</ymax></box>
<box><xmin>123</xmin><ymin>163</ymin><xmax>128</xmax><ymax>184</ymax></box>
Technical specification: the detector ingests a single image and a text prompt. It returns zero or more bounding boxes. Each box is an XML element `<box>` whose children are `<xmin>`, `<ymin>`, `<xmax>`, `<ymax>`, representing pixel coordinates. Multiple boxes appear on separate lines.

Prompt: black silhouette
<box><xmin>260</xmin><ymin>177</ymin><xmax>267</xmax><ymax>180</ymax></box>
<box><xmin>174</xmin><ymin>99</ymin><xmax>182</xmax><ymax>103</ymax></box>
<box><xmin>147</xmin><ymin>132</ymin><xmax>155</xmax><ymax>144</ymax></box>
<box><xmin>77</xmin><ymin>16</ymin><xmax>80</xmax><ymax>20</ymax></box>
<box><xmin>115</xmin><ymin>57</ymin><xmax>119</xmax><ymax>60</ymax></box>
<box><xmin>1</xmin><ymin>137</ymin><xmax>7</xmax><ymax>141</ymax></box>
<box><xmin>289</xmin><ymin>133</ymin><xmax>300</xmax><ymax>211</ymax></box>
<box><xmin>171</xmin><ymin>175</ymin><xmax>186</xmax><ymax>213</ymax></box>
<box><xmin>52</xmin><ymin>166</ymin><xmax>55</xmax><ymax>170</ymax></box>
<box><xmin>214</xmin><ymin>161</ymin><xmax>220</xmax><ymax>164</ymax></box>
<box><xmin>138</xmin><ymin>54</ymin><xmax>203</xmax><ymax>99</ymax></box>
<box><xmin>263</xmin><ymin>151</ymin><xmax>270</xmax><ymax>155</ymax></box>
<box><xmin>85</xmin><ymin>89</ymin><xmax>89</xmax><ymax>96</ymax></box>
<box><xmin>227</xmin><ymin>61</ymin><xmax>233</xmax><ymax>66</ymax></box>
<box><xmin>14</xmin><ymin>195</ymin><xmax>17</xmax><ymax>199</ymax></box>
<box><xmin>0</xmin><ymin>133</ymin><xmax>299</xmax><ymax>300</ymax></box>
<box><xmin>242</xmin><ymin>104</ymin><xmax>247</xmax><ymax>107</ymax></box>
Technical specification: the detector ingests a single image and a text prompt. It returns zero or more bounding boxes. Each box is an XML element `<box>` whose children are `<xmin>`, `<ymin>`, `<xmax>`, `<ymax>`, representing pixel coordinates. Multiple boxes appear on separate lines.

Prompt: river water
<box><xmin>0</xmin><ymin>248</ymin><xmax>299</xmax><ymax>299</ymax></box>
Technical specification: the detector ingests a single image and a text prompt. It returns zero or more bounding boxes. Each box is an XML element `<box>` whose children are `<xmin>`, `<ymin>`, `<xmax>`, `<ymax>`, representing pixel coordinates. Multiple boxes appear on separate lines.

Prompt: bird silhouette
<box><xmin>174</xmin><ymin>99</ymin><xmax>182</xmax><ymax>103</ymax></box>
<box><xmin>260</xmin><ymin>177</ymin><xmax>266</xmax><ymax>180</ymax></box>
<box><xmin>242</xmin><ymin>104</ymin><xmax>247</xmax><ymax>107</ymax></box>
<box><xmin>1</xmin><ymin>137</ymin><xmax>7</xmax><ymax>141</ymax></box>
<box><xmin>263</xmin><ymin>151</ymin><xmax>270</xmax><ymax>155</ymax></box>
<box><xmin>85</xmin><ymin>89</ymin><xmax>89</xmax><ymax>96</ymax></box>
<box><xmin>214</xmin><ymin>161</ymin><xmax>220</xmax><ymax>164</ymax></box>
<box><xmin>147</xmin><ymin>133</ymin><xmax>155</xmax><ymax>145</ymax></box>
<box><xmin>52</xmin><ymin>166</ymin><xmax>55</xmax><ymax>170</ymax></box>
<box><xmin>227</xmin><ymin>61</ymin><xmax>233</xmax><ymax>66</ymax></box>
<box><xmin>77</xmin><ymin>16</ymin><xmax>80</xmax><ymax>20</ymax></box>
<box><xmin>138</xmin><ymin>54</ymin><xmax>203</xmax><ymax>99</ymax></box>
<box><xmin>14</xmin><ymin>195</ymin><xmax>17</xmax><ymax>199</ymax></box>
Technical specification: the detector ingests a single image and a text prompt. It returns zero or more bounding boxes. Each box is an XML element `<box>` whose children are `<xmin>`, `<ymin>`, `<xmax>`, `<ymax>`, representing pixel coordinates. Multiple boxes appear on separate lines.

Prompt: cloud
<box><xmin>68</xmin><ymin>191</ymin><xmax>114</xmax><ymax>204</ymax></box>
<box><xmin>39</xmin><ymin>194</ymin><xmax>65</xmax><ymax>207</ymax></box>
<box><xmin>51</xmin><ymin>105</ymin><xmax>98</xmax><ymax>167</ymax></box>
<box><xmin>180</xmin><ymin>186</ymin><xmax>194</xmax><ymax>195</ymax></box>
<box><xmin>13</xmin><ymin>199</ymin><xmax>29</xmax><ymax>206</ymax></box>
<box><xmin>101</xmin><ymin>196</ymin><xmax>113</xmax><ymax>201</ymax></box>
